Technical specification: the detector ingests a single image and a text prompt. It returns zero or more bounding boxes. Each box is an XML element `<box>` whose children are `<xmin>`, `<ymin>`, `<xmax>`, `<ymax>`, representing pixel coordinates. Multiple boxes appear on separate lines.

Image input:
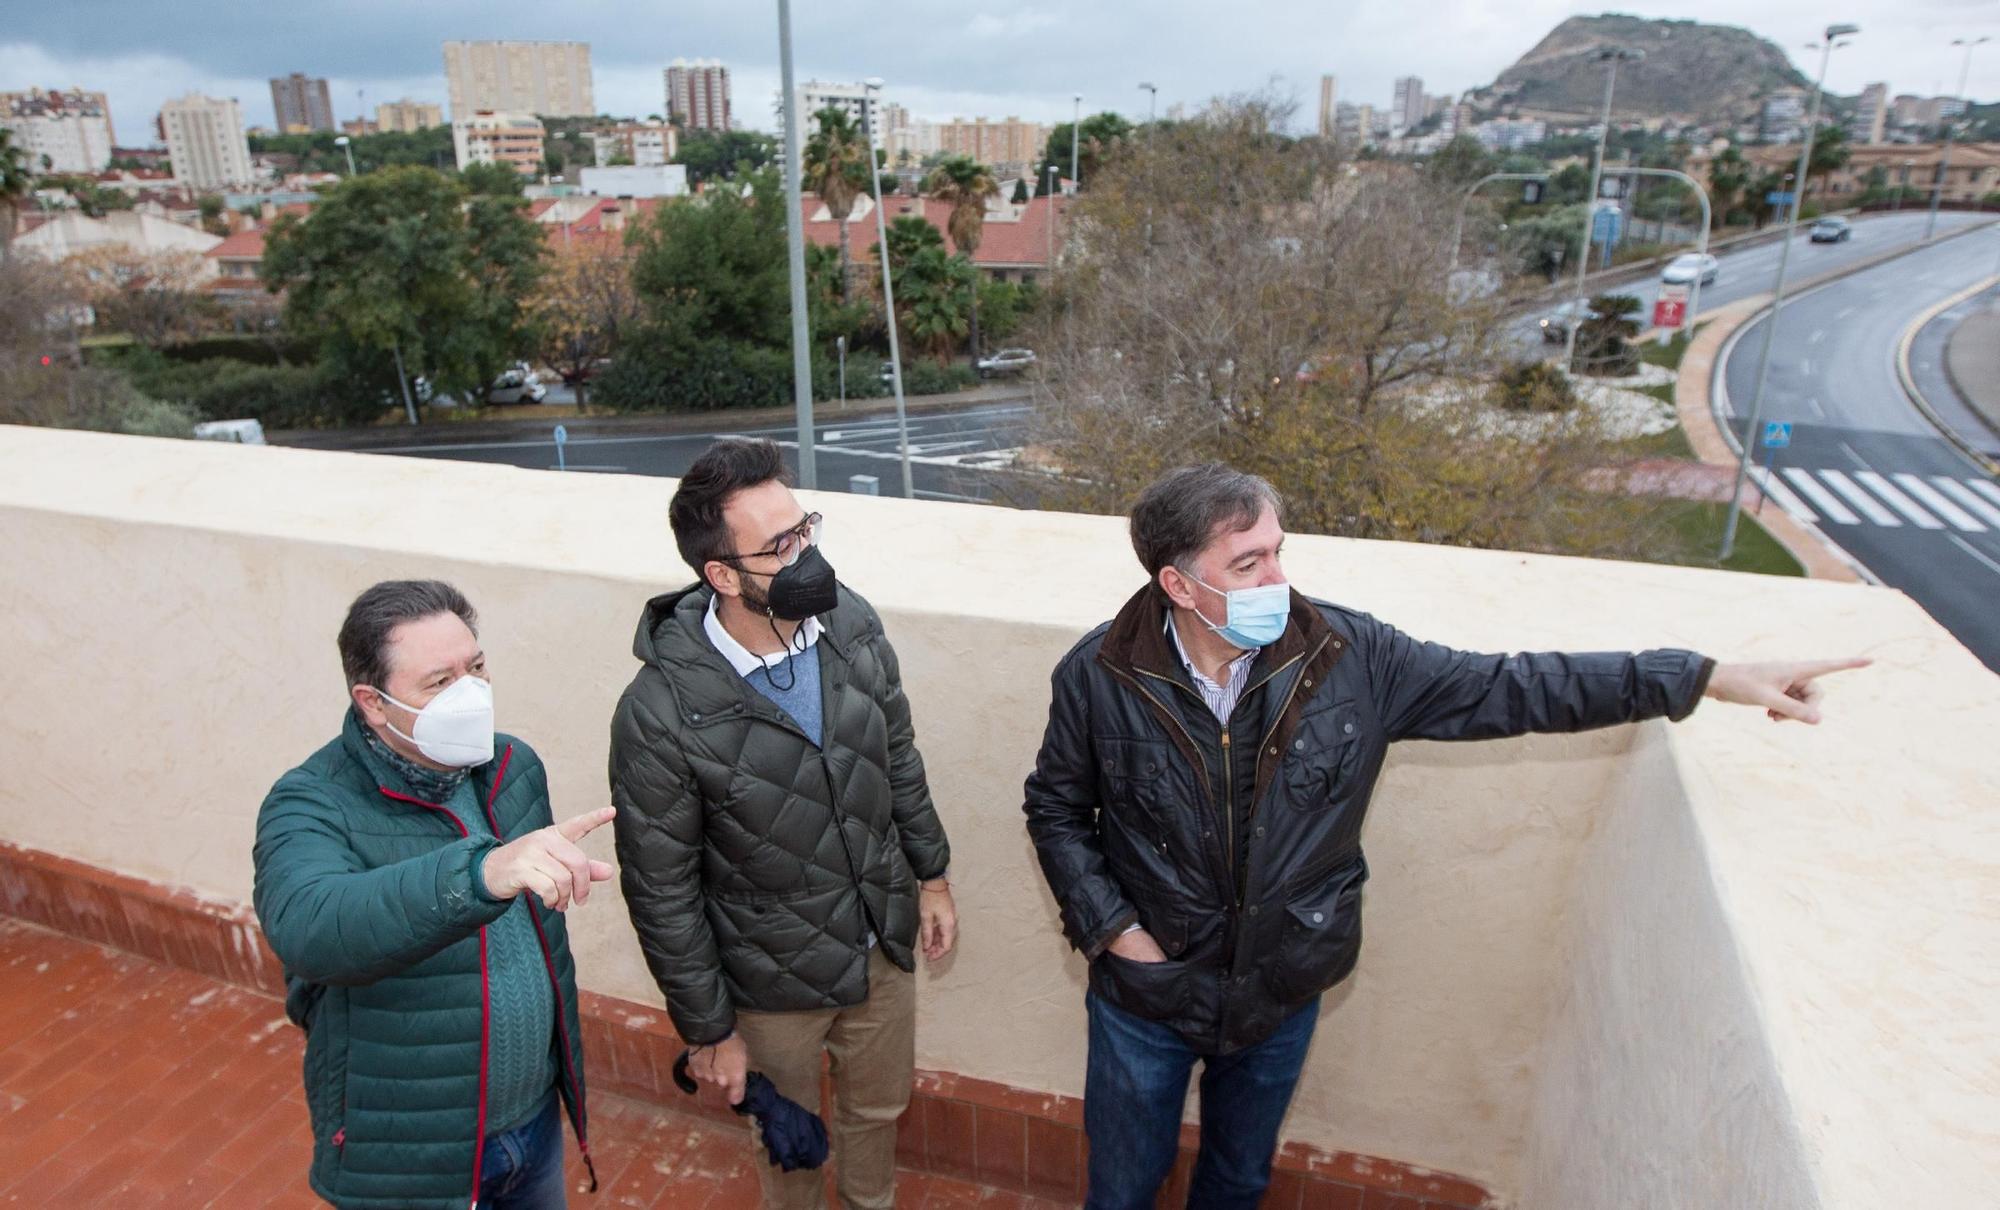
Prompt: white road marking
<box><xmin>1893</xmin><ymin>474</ymin><xmax>1986</xmax><ymax>531</ymax></box>
<box><xmin>1947</xmin><ymin>534</ymin><xmax>2000</xmax><ymax>579</ymax></box>
<box><xmin>1934</xmin><ymin>478</ymin><xmax>2000</xmax><ymax>529</ymax></box>
<box><xmin>1839</xmin><ymin>442</ymin><xmax>1870</xmax><ymax>469</ymax></box>
<box><xmin>1965</xmin><ymin>479</ymin><xmax>2000</xmax><ymax>512</ymax></box>
<box><xmin>1854</xmin><ymin>471</ymin><xmax>1945</xmax><ymax>529</ymax></box>
<box><xmin>1837</xmin><ymin>306</ymin><xmax>1857</xmax><ymax>319</ymax></box>
<box><xmin>1809</xmin><ymin>329</ymin><xmax>1826</xmax><ymax>344</ymax></box>
<box><xmin>1804</xmin><ymin>396</ymin><xmax>1825</xmax><ymax>418</ymax></box>
<box><xmin>1749</xmin><ymin>468</ymin><xmax>1818</xmax><ymax>523</ymax></box>
<box><xmin>1782</xmin><ymin>469</ymin><xmax>1860</xmax><ymax>524</ymax></box>
<box><xmin>1819</xmin><ymin>469</ymin><xmax>1902</xmax><ymax>526</ymax></box>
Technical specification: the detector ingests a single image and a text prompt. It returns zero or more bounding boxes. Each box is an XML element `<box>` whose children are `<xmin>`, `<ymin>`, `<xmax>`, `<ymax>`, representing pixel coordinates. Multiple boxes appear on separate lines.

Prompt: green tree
<box><xmin>1707</xmin><ymin>146</ymin><xmax>1749</xmax><ymax>228</ymax></box>
<box><xmin>1507</xmin><ymin>204</ymin><xmax>1587</xmax><ymax>280</ymax></box>
<box><xmin>261</xmin><ymin>165</ymin><xmax>546</xmax><ymax>421</ymax></box>
<box><xmin>883</xmin><ymin>213</ymin><xmax>943</xmax><ymax>275</ymax></box>
<box><xmin>1039</xmin><ymin>112</ymin><xmax>1135</xmax><ymax>191</ymax></box>
<box><xmin>1573</xmin><ymin>292</ymin><xmax>1642</xmax><ymax>376</ymax></box>
<box><xmin>1011</xmin><ymin>177</ymin><xmax>1030</xmax><ymax>204</ymax></box>
<box><xmin>2</xmin><ymin>130</ymin><xmax>39</xmax><ymax>261</ymax></box>
<box><xmin>1429</xmin><ymin>135</ymin><xmax>1496</xmax><ymax>186</ymax></box>
<box><xmin>801</xmin><ymin>107</ymin><xmax>870</xmax><ymax>300</ymax></box>
<box><xmin>674</xmin><ymin>129</ymin><xmax>779</xmax><ymax>186</ymax></box>
<box><xmin>1804</xmin><ymin>125</ymin><xmax>1851</xmax><ymax>197</ymax></box>
<box><xmin>923</xmin><ymin>154</ymin><xmax>1000</xmax><ymax>358</ymax></box>
<box><xmin>895</xmin><ymin>247</ymin><xmax>975</xmax><ymax>362</ymax></box>
<box><xmin>626</xmin><ymin>168</ymin><xmax>791</xmax><ymax>348</ymax></box>
<box><xmin>460</xmin><ymin>160</ymin><xmax>527</xmax><ymax>198</ymax></box>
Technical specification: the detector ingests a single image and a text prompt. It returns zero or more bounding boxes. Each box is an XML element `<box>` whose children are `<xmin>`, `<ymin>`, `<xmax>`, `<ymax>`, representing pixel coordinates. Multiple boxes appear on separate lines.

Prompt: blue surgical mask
<box><xmin>1185</xmin><ymin>573</ymin><xmax>1291</xmax><ymax>650</ymax></box>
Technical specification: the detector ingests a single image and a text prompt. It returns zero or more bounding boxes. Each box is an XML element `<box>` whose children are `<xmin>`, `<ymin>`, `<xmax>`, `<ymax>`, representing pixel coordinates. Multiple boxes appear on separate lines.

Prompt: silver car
<box><xmin>1660</xmin><ymin>253</ymin><xmax>1718</xmax><ymax>286</ymax></box>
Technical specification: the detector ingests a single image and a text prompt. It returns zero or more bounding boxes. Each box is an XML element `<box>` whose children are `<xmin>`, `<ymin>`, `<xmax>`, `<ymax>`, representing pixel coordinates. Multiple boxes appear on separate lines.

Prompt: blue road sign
<box><xmin>554</xmin><ymin>424</ymin><xmax>568</xmax><ymax>446</ymax></box>
<box><xmin>1765</xmin><ymin>191</ymin><xmax>1797</xmax><ymax>206</ymax></box>
<box><xmin>1590</xmin><ymin>204</ymin><xmax>1623</xmax><ymax>245</ymax></box>
<box><xmin>553</xmin><ymin>424</ymin><xmax>568</xmax><ymax>471</ymax></box>
<box><xmin>1762</xmin><ymin>422</ymin><xmax>1792</xmax><ymax>449</ymax></box>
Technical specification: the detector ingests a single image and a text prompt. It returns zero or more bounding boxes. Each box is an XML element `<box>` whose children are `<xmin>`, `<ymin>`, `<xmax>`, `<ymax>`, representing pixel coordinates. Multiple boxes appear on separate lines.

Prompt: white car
<box><xmin>193</xmin><ymin>419</ymin><xmax>267</xmax><ymax>444</ymax></box>
<box><xmin>976</xmin><ymin>348</ymin><xmax>1038</xmax><ymax>378</ymax></box>
<box><xmin>484</xmin><ymin>366</ymin><xmax>547</xmax><ymax>405</ymax></box>
<box><xmin>1660</xmin><ymin>253</ymin><xmax>1718</xmax><ymax>286</ymax></box>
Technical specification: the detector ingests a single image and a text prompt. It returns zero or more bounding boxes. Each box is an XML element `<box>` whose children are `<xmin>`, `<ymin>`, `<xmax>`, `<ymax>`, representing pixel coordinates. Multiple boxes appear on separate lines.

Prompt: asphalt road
<box><xmin>1717</xmin><ymin>222</ymin><xmax>2000</xmax><ymax>672</ymax></box>
<box><xmin>361</xmin><ymin>401</ymin><xmax>1039</xmax><ymax>505</ymax></box>
<box><xmin>1510</xmin><ymin>210</ymin><xmax>1993</xmax><ymax>352</ymax></box>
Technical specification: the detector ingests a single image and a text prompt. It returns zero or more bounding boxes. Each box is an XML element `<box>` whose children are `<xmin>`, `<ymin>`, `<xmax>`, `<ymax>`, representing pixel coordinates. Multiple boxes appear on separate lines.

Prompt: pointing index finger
<box><xmin>555</xmin><ymin>806</ymin><xmax>617</xmax><ymax>843</ymax></box>
<box><xmin>1795</xmin><ymin>656</ymin><xmax>1872</xmax><ymax>681</ymax></box>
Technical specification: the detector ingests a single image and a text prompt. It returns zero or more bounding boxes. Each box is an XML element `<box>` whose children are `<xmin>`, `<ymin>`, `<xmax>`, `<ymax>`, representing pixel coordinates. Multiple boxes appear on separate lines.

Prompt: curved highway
<box><xmin>1718</xmin><ymin>223</ymin><xmax>2000</xmax><ymax>672</ymax></box>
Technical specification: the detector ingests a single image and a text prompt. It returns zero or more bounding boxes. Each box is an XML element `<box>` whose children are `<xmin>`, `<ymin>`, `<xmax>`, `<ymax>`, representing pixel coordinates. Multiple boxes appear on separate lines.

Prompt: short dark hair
<box><xmin>669</xmin><ymin>438</ymin><xmax>793</xmax><ymax>587</ymax></box>
<box><xmin>338</xmin><ymin>580</ymin><xmax>478</xmax><ymax>690</ymax></box>
<box><xmin>1129</xmin><ymin>463</ymin><xmax>1283</xmax><ymax>581</ymax></box>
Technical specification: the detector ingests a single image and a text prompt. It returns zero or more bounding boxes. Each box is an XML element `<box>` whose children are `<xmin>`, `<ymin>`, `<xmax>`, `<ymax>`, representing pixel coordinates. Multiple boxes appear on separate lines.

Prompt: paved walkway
<box><xmin>0</xmin><ymin>918</ymin><xmax>1063</xmax><ymax>1209</ymax></box>
<box><xmin>1946</xmin><ymin>295</ymin><xmax>2000</xmax><ymax>437</ymax></box>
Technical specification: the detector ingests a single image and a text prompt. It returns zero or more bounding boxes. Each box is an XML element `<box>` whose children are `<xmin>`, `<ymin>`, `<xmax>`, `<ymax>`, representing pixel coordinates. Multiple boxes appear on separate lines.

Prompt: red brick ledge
<box><xmin>0</xmin><ymin>842</ymin><xmax>1496</xmax><ymax>1209</ymax></box>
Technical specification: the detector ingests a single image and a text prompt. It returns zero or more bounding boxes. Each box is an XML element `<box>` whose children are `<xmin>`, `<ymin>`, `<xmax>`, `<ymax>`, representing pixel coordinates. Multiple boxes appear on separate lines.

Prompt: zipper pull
<box><xmin>332</xmin><ymin>1127</ymin><xmax>345</xmax><ymax>1147</ymax></box>
<box><xmin>1220</xmin><ymin>727</ymin><xmax>1231</xmax><ymax>749</ymax></box>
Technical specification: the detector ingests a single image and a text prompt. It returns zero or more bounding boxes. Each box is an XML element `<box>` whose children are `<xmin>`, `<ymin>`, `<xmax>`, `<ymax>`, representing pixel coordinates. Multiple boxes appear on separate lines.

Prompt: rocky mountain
<box><xmin>1468</xmin><ymin>14</ymin><xmax>1816</xmax><ymax>128</ymax></box>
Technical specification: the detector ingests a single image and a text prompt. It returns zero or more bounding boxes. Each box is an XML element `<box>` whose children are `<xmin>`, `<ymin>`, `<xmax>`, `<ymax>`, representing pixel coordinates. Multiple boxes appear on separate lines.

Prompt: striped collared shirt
<box><xmin>1166</xmin><ymin>614</ymin><xmax>1257</xmax><ymax>724</ymax></box>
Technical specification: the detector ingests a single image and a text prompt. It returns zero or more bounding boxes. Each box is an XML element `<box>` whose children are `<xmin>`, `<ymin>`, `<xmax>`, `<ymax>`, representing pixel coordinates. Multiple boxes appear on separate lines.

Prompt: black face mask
<box><xmin>765</xmin><ymin>544</ymin><xmax>839</xmax><ymax>622</ymax></box>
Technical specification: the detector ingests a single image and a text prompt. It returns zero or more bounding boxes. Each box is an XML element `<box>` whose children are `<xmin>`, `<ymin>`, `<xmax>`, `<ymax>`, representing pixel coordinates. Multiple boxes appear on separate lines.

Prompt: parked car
<box><xmin>1538</xmin><ymin>300</ymin><xmax>1602</xmax><ymax>343</ymax></box>
<box><xmin>1660</xmin><ymin>253</ymin><xmax>1719</xmax><ymax>286</ymax></box>
<box><xmin>483</xmin><ymin>365</ymin><xmax>546</xmax><ymax>405</ymax></box>
<box><xmin>192</xmin><ymin>419</ymin><xmax>267</xmax><ymax>444</ymax></box>
<box><xmin>1809</xmin><ymin>217</ymin><xmax>1852</xmax><ymax>243</ymax></box>
<box><xmin>976</xmin><ymin>347</ymin><xmax>1038</xmax><ymax>378</ymax></box>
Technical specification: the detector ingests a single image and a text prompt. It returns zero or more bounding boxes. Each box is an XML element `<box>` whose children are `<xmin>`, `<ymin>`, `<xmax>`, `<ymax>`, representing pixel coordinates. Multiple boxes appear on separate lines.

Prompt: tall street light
<box><xmin>333</xmin><ymin>135</ymin><xmax>357</xmax><ymax>176</ymax></box>
<box><xmin>1071</xmin><ymin>94</ymin><xmax>1082</xmax><ymax>192</ymax></box>
<box><xmin>1925</xmin><ymin>36</ymin><xmax>1989</xmax><ymax>240</ymax></box>
<box><xmin>1045</xmin><ymin>162</ymin><xmax>1061</xmax><ymax>270</ymax></box>
<box><xmin>1138</xmin><ymin>82</ymin><xmax>1157</xmax><ymax>124</ymax></box>
<box><xmin>862</xmin><ymin>78</ymin><xmax>914</xmax><ymax>499</ymax></box>
<box><xmin>776</xmin><ymin>0</ymin><xmax>817</xmax><ymax>488</ymax></box>
<box><xmin>1560</xmin><ymin>47</ymin><xmax>1643</xmax><ymax>374</ymax></box>
<box><xmin>1721</xmin><ymin>22</ymin><xmax>1857</xmax><ymax>560</ymax></box>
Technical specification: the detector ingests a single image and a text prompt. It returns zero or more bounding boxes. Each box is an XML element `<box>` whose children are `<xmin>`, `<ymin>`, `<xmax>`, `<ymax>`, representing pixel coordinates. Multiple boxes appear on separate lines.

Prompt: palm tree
<box><xmin>922</xmin><ymin>154</ymin><xmax>1000</xmax><ymax>358</ymax></box>
<box><xmin>0</xmin><ymin>128</ymin><xmax>34</xmax><ymax>264</ymax></box>
<box><xmin>801</xmin><ymin>107</ymin><xmax>870</xmax><ymax>301</ymax></box>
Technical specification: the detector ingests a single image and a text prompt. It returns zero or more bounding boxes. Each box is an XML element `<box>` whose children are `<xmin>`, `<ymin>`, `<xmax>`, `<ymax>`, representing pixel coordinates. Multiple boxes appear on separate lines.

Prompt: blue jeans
<box><xmin>1083</xmin><ymin>991</ymin><xmax>1319</xmax><ymax>1210</ymax></box>
<box><xmin>476</xmin><ymin>1091</ymin><xmax>567</xmax><ymax>1210</ymax></box>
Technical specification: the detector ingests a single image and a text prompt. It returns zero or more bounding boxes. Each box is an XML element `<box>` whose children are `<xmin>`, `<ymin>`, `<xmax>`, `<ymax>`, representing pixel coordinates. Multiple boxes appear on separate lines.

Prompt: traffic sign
<box><xmin>1521</xmin><ymin>181</ymin><xmax>1544</xmax><ymax>204</ymax></box>
<box><xmin>1762</xmin><ymin>422</ymin><xmax>1792</xmax><ymax>449</ymax></box>
<box><xmin>553</xmin><ymin>423</ymin><xmax>569</xmax><ymax>472</ymax></box>
<box><xmin>553</xmin><ymin>424</ymin><xmax>568</xmax><ymax>446</ymax></box>
<box><xmin>1765</xmin><ymin>190</ymin><xmax>1797</xmax><ymax>206</ymax></box>
<box><xmin>1597</xmin><ymin>177</ymin><xmax>1628</xmax><ymax>200</ymax></box>
<box><xmin>1652</xmin><ymin>283</ymin><xmax>1689</xmax><ymax>330</ymax></box>
<box><xmin>1589</xmin><ymin>203</ymin><xmax>1623</xmax><ymax>246</ymax></box>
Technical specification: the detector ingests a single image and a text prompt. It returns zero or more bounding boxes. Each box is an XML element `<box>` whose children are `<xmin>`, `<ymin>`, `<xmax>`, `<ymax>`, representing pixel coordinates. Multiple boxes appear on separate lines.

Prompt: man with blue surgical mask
<box><xmin>1022</xmin><ymin>464</ymin><xmax>1867</xmax><ymax>1210</ymax></box>
<box><xmin>254</xmin><ymin>579</ymin><xmax>614</xmax><ymax>1209</ymax></box>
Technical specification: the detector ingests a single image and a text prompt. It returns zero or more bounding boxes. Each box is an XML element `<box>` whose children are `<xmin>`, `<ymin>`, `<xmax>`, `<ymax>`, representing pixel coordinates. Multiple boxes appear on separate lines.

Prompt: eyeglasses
<box><xmin>719</xmin><ymin>512</ymin><xmax>822</xmax><ymax>568</ymax></box>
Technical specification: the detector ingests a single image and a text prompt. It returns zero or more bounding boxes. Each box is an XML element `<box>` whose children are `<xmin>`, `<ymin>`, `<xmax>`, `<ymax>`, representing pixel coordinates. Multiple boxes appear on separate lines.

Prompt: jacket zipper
<box><xmin>376</xmin><ymin>745</ymin><xmax>512</xmax><ymax>1210</ymax></box>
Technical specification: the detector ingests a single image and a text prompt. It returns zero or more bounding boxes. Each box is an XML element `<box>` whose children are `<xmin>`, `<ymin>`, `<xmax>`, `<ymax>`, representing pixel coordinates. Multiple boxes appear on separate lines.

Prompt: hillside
<box><xmin>1468</xmin><ymin>14</ymin><xmax>1815</xmax><ymax>127</ymax></box>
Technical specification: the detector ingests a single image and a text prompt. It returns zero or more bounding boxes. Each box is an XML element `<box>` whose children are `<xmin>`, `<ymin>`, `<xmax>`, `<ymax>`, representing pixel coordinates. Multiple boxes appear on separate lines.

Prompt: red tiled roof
<box><xmin>797</xmin><ymin>193</ymin><xmax>1069</xmax><ymax>268</ymax></box>
<box><xmin>204</xmin><ymin>229</ymin><xmax>267</xmax><ymax>260</ymax></box>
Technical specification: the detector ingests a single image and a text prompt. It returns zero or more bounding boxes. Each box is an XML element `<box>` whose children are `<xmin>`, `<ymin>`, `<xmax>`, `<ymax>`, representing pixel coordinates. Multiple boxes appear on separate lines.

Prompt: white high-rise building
<box><xmin>1</xmin><ymin>87</ymin><xmax>115</xmax><ymax>174</ymax></box>
<box><xmin>442</xmin><ymin>41</ymin><xmax>593</xmax><ymax>119</ymax></box>
<box><xmin>1318</xmin><ymin>75</ymin><xmax>1338</xmax><ymax>139</ymax></box>
<box><xmin>1392</xmin><ymin>76</ymin><xmax>1425</xmax><ymax>133</ymax></box>
<box><xmin>1850</xmin><ymin>83</ymin><xmax>1888</xmax><ymax>146</ymax></box>
<box><xmin>787</xmin><ymin>80</ymin><xmax>871</xmax><ymax>128</ymax></box>
<box><xmin>159</xmin><ymin>93</ymin><xmax>254</xmax><ymax>190</ymax></box>
<box><xmin>664</xmin><ymin>59</ymin><xmax>731</xmax><ymax>132</ymax></box>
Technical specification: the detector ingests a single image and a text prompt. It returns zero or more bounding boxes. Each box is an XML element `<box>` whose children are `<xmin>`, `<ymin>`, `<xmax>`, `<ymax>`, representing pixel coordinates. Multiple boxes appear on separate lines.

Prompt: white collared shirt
<box><xmin>1167</xmin><ymin>613</ymin><xmax>1257</xmax><ymax>725</ymax></box>
<box><xmin>703</xmin><ymin>593</ymin><xmax>822</xmax><ymax>679</ymax></box>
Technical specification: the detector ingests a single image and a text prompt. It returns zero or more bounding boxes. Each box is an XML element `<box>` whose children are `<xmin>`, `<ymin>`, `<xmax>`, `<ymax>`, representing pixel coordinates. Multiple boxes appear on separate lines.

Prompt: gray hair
<box><xmin>337</xmin><ymin>580</ymin><xmax>479</xmax><ymax>690</ymax></box>
<box><xmin>1128</xmin><ymin>464</ymin><xmax>1283</xmax><ymax>582</ymax></box>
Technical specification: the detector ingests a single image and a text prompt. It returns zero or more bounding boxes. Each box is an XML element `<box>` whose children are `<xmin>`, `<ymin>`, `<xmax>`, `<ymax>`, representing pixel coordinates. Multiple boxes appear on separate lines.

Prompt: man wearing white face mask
<box><xmin>253</xmin><ymin>579</ymin><xmax>616</xmax><ymax>1210</ymax></box>
<box><xmin>1023</xmin><ymin>464</ymin><xmax>1868</xmax><ymax>1209</ymax></box>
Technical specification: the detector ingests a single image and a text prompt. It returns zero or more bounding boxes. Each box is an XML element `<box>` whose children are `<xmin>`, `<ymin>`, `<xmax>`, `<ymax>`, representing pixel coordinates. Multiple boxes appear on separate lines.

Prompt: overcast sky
<box><xmin>4</xmin><ymin>1</ymin><xmax>1995</xmax><ymax>142</ymax></box>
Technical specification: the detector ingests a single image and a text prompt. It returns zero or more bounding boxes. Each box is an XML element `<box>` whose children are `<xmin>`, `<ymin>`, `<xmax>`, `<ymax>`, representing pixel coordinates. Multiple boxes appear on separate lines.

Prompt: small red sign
<box><xmin>1652</xmin><ymin>296</ymin><xmax>1687</xmax><ymax>329</ymax></box>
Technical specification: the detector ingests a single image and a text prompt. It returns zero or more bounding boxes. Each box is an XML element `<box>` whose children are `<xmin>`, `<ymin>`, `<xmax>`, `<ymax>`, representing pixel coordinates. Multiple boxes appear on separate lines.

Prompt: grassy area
<box><xmin>1638</xmin><ymin>330</ymin><xmax>1693</xmax><ymax>370</ymax></box>
<box><xmin>1655</xmin><ymin>500</ymin><xmax>1804</xmax><ymax>577</ymax></box>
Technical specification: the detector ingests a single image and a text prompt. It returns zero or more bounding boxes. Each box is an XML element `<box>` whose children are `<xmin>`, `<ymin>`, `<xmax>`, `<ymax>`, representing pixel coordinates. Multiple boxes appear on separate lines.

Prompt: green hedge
<box><xmin>93</xmin><ymin>348</ymin><xmax>388</xmax><ymax>428</ymax></box>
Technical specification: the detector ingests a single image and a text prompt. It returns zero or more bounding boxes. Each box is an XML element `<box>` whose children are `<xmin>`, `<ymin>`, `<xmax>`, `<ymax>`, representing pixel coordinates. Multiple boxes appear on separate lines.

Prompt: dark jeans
<box><xmin>1083</xmin><ymin>990</ymin><xmax>1319</xmax><ymax>1210</ymax></box>
<box><xmin>476</xmin><ymin>1090</ymin><xmax>567</xmax><ymax>1210</ymax></box>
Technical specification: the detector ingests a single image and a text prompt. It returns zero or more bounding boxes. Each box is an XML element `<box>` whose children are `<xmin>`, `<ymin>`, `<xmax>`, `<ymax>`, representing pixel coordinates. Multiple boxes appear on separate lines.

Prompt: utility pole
<box><xmin>863</xmin><ymin>79</ymin><xmax>914</xmax><ymax>499</ymax></box>
<box><xmin>1562</xmin><ymin>48</ymin><xmax>1642</xmax><ymax>374</ymax></box>
<box><xmin>776</xmin><ymin>0</ymin><xmax>817</xmax><ymax>487</ymax></box>
<box><xmin>1722</xmin><ymin>23</ymin><xmax>1858</xmax><ymax>560</ymax></box>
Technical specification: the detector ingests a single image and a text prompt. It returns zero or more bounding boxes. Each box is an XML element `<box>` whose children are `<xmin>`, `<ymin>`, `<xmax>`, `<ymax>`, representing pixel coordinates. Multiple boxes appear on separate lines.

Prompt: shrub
<box><xmin>595</xmin><ymin>338</ymin><xmax>795</xmax><ymax>413</ymax></box>
<box><xmin>1491</xmin><ymin>360</ymin><xmax>1579</xmax><ymax>412</ymax></box>
<box><xmin>898</xmin><ymin>361</ymin><xmax>979</xmax><ymax>395</ymax></box>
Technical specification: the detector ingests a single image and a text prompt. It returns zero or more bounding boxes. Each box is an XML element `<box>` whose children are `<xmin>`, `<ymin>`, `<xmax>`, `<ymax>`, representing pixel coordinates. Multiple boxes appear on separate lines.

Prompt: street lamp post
<box><xmin>1925</xmin><ymin>36</ymin><xmax>1989</xmax><ymax>240</ymax></box>
<box><xmin>334</xmin><ymin>135</ymin><xmax>356</xmax><ymax>176</ymax></box>
<box><xmin>1045</xmin><ymin>163</ymin><xmax>1060</xmax><ymax>271</ymax></box>
<box><xmin>776</xmin><ymin>0</ymin><xmax>817</xmax><ymax>488</ymax></box>
<box><xmin>1895</xmin><ymin>158</ymin><xmax>1913</xmax><ymax>211</ymax></box>
<box><xmin>1561</xmin><ymin>47</ymin><xmax>1643</xmax><ymax>375</ymax></box>
<box><xmin>1071</xmin><ymin>95</ymin><xmax>1081</xmax><ymax>192</ymax></box>
<box><xmin>862</xmin><ymin>78</ymin><xmax>915</xmax><ymax>499</ymax></box>
<box><xmin>1138</xmin><ymin>82</ymin><xmax>1157</xmax><ymax>124</ymax></box>
<box><xmin>1722</xmin><ymin>22</ymin><xmax>1858</xmax><ymax>560</ymax></box>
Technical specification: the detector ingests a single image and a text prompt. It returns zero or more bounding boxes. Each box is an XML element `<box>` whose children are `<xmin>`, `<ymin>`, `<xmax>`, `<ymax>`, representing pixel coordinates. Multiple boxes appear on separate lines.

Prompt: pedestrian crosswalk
<box><xmin>1753</xmin><ymin>468</ymin><xmax>2000</xmax><ymax>532</ymax></box>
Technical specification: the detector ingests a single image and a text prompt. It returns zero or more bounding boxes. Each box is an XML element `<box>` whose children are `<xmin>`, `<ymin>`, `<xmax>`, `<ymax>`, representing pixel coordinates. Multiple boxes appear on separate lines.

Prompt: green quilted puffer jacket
<box><xmin>608</xmin><ymin>583</ymin><xmax>952</xmax><ymax>1045</ymax></box>
<box><xmin>252</xmin><ymin>711</ymin><xmax>594</xmax><ymax>1209</ymax></box>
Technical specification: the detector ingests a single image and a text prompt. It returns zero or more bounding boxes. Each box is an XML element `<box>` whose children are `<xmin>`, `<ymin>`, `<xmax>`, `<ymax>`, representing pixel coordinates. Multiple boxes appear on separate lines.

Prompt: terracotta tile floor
<box><xmin>0</xmin><ymin>918</ymin><xmax>1069</xmax><ymax>1209</ymax></box>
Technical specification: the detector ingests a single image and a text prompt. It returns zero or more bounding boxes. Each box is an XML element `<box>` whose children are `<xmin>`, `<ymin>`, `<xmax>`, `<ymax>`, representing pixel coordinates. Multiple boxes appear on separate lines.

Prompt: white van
<box><xmin>192</xmin><ymin>419</ymin><xmax>268</xmax><ymax>445</ymax></box>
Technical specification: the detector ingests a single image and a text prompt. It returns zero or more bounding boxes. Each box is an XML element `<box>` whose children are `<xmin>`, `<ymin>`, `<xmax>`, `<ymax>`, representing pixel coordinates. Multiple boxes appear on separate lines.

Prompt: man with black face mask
<box><xmin>609</xmin><ymin>438</ymin><xmax>956</xmax><ymax>1210</ymax></box>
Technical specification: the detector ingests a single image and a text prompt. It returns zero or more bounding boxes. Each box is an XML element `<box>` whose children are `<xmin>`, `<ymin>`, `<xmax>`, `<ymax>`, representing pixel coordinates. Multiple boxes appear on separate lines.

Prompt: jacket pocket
<box><xmin>1263</xmin><ymin>855</ymin><xmax>1368</xmax><ymax>1003</ymax></box>
<box><xmin>1093</xmin><ymin>951</ymin><xmax>1192</xmax><ymax>1024</ymax></box>
<box><xmin>1279</xmin><ymin>700</ymin><xmax>1362</xmax><ymax>812</ymax></box>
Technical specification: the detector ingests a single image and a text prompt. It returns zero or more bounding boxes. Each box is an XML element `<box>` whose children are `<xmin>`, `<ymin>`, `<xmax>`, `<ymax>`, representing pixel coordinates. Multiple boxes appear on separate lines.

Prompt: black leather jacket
<box><xmin>1023</xmin><ymin>586</ymin><xmax>1711</xmax><ymax>1053</ymax></box>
